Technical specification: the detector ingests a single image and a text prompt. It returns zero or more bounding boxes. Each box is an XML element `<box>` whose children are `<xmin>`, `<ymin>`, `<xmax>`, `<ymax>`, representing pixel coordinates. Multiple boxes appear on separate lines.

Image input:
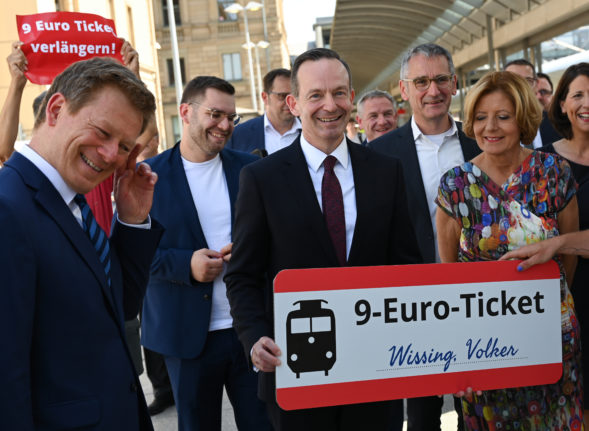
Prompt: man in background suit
<box><xmin>370</xmin><ymin>43</ymin><xmax>480</xmax><ymax>431</ymax></box>
<box><xmin>225</xmin><ymin>48</ymin><xmax>420</xmax><ymax>431</ymax></box>
<box><xmin>504</xmin><ymin>59</ymin><xmax>560</xmax><ymax>148</ymax></box>
<box><xmin>141</xmin><ymin>76</ymin><xmax>270</xmax><ymax>431</ymax></box>
<box><xmin>226</xmin><ymin>68</ymin><xmax>300</xmax><ymax>155</ymax></box>
<box><xmin>0</xmin><ymin>58</ymin><xmax>163</xmax><ymax>430</ymax></box>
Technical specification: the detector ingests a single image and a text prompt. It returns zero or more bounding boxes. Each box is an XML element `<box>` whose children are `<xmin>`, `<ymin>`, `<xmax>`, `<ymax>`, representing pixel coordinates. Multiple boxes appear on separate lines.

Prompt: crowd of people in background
<box><xmin>2</xmin><ymin>33</ymin><xmax>589</xmax><ymax>431</ymax></box>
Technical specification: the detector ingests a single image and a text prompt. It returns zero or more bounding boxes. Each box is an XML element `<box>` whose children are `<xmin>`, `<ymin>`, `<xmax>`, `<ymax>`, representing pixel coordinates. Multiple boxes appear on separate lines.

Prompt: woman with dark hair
<box><xmin>436</xmin><ymin>70</ymin><xmax>582</xmax><ymax>429</ymax></box>
<box><xmin>541</xmin><ymin>61</ymin><xmax>589</xmax><ymax>428</ymax></box>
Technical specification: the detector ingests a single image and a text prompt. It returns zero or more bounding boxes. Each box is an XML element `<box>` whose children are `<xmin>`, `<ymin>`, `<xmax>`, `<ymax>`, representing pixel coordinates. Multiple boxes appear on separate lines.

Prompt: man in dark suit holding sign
<box><xmin>225</xmin><ymin>48</ymin><xmax>420</xmax><ymax>430</ymax></box>
<box><xmin>0</xmin><ymin>58</ymin><xmax>163</xmax><ymax>430</ymax></box>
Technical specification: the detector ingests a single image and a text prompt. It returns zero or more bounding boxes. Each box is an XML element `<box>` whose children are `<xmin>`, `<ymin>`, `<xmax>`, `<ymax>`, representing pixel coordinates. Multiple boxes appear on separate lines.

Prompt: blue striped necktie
<box><xmin>74</xmin><ymin>194</ymin><xmax>112</xmax><ymax>286</ymax></box>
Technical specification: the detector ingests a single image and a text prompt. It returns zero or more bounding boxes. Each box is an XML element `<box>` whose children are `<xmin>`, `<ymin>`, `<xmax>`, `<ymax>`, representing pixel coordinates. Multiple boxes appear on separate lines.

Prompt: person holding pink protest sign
<box><xmin>436</xmin><ymin>71</ymin><xmax>583</xmax><ymax>430</ymax></box>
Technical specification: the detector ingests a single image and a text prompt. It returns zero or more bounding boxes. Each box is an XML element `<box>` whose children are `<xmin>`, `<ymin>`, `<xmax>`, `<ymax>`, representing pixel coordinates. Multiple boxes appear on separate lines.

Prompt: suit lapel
<box><xmin>457</xmin><ymin>125</ymin><xmax>480</xmax><ymax>161</ymax></box>
<box><xmin>10</xmin><ymin>154</ymin><xmax>119</xmax><ymax>316</ymax></box>
<box><xmin>399</xmin><ymin>123</ymin><xmax>431</xmax><ymax>225</ymax></box>
<box><xmin>281</xmin><ymin>140</ymin><xmax>339</xmax><ymax>265</ymax></box>
<box><xmin>170</xmin><ymin>146</ymin><xmax>209</xmax><ymax>248</ymax></box>
<box><xmin>220</xmin><ymin>149</ymin><xmax>239</xmax><ymax>229</ymax></box>
<box><xmin>347</xmin><ymin>140</ymin><xmax>370</xmax><ymax>264</ymax></box>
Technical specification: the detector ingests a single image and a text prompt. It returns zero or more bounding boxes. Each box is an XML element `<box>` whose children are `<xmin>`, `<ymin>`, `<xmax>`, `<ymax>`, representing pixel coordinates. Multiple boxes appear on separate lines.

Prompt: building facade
<box><xmin>153</xmin><ymin>0</ymin><xmax>290</xmax><ymax>148</ymax></box>
<box><xmin>0</xmin><ymin>0</ymin><xmax>164</xmax><ymax>145</ymax></box>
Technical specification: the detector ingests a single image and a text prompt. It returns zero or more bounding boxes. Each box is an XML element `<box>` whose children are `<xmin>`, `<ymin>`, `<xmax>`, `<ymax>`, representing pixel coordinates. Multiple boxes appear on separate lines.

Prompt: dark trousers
<box><xmin>266</xmin><ymin>395</ymin><xmax>403</xmax><ymax>431</ymax></box>
<box><xmin>165</xmin><ymin>328</ymin><xmax>271</xmax><ymax>431</ymax></box>
<box><xmin>407</xmin><ymin>395</ymin><xmax>464</xmax><ymax>431</ymax></box>
<box><xmin>143</xmin><ymin>345</ymin><xmax>172</xmax><ymax>399</ymax></box>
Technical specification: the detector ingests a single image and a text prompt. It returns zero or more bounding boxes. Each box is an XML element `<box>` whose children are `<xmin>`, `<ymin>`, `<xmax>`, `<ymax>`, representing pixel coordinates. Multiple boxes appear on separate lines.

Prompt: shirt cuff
<box><xmin>117</xmin><ymin>214</ymin><xmax>151</xmax><ymax>230</ymax></box>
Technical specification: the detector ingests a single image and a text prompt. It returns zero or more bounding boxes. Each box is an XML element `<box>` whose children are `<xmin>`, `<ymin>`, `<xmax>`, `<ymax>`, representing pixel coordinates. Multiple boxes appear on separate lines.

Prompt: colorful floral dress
<box><xmin>436</xmin><ymin>151</ymin><xmax>583</xmax><ymax>431</ymax></box>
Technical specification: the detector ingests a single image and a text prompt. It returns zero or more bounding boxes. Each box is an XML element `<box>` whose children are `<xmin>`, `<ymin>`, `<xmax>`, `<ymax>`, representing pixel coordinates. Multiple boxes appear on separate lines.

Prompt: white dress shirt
<box><xmin>411</xmin><ymin>116</ymin><xmax>465</xmax><ymax>262</ymax></box>
<box><xmin>264</xmin><ymin>114</ymin><xmax>301</xmax><ymax>155</ymax></box>
<box><xmin>299</xmin><ymin>135</ymin><xmax>357</xmax><ymax>259</ymax></box>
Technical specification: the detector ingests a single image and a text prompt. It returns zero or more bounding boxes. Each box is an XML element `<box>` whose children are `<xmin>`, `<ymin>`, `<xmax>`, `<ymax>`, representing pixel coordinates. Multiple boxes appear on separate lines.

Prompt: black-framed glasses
<box><xmin>524</xmin><ymin>77</ymin><xmax>538</xmax><ymax>86</ymax></box>
<box><xmin>538</xmin><ymin>89</ymin><xmax>552</xmax><ymax>96</ymax></box>
<box><xmin>402</xmin><ymin>74</ymin><xmax>454</xmax><ymax>91</ymax></box>
<box><xmin>268</xmin><ymin>91</ymin><xmax>290</xmax><ymax>101</ymax></box>
<box><xmin>188</xmin><ymin>101</ymin><xmax>241</xmax><ymax>126</ymax></box>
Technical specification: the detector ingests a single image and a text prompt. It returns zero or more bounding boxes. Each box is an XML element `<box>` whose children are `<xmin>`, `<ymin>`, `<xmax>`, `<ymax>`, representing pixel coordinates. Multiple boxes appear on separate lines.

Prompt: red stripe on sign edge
<box><xmin>275</xmin><ymin>362</ymin><xmax>563</xmax><ymax>410</ymax></box>
<box><xmin>274</xmin><ymin>261</ymin><xmax>559</xmax><ymax>293</ymax></box>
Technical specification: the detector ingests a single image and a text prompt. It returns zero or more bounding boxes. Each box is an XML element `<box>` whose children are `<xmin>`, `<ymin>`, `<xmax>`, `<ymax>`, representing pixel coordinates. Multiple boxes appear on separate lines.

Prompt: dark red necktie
<box><xmin>322</xmin><ymin>155</ymin><xmax>346</xmax><ymax>266</ymax></box>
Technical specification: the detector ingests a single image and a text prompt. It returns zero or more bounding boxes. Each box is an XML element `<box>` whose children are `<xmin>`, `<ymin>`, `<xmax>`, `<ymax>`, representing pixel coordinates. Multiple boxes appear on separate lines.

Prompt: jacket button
<box><xmin>204</xmin><ymin>294</ymin><xmax>210</xmax><ymax>300</ymax></box>
<box><xmin>130</xmin><ymin>383</ymin><xmax>138</xmax><ymax>392</ymax></box>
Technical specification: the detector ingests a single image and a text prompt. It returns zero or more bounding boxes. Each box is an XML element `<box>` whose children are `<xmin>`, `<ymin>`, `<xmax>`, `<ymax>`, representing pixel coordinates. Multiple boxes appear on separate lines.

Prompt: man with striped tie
<box><xmin>0</xmin><ymin>58</ymin><xmax>163</xmax><ymax>430</ymax></box>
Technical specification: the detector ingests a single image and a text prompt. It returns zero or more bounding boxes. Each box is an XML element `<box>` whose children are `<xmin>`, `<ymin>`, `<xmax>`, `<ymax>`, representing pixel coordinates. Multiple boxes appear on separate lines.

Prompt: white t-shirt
<box><xmin>182</xmin><ymin>154</ymin><xmax>233</xmax><ymax>331</ymax></box>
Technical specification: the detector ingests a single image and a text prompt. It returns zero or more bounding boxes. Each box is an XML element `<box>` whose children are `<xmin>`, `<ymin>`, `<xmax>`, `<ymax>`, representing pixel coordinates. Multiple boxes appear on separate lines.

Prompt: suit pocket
<box><xmin>36</xmin><ymin>398</ymin><xmax>100</xmax><ymax>429</ymax></box>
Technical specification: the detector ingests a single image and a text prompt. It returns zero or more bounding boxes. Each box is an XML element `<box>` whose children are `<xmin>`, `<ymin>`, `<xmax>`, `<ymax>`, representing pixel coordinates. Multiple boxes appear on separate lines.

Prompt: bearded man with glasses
<box><xmin>141</xmin><ymin>75</ymin><xmax>271</xmax><ymax>431</ymax></box>
<box><xmin>227</xmin><ymin>68</ymin><xmax>301</xmax><ymax>156</ymax></box>
<box><xmin>369</xmin><ymin>43</ymin><xmax>480</xmax><ymax>431</ymax></box>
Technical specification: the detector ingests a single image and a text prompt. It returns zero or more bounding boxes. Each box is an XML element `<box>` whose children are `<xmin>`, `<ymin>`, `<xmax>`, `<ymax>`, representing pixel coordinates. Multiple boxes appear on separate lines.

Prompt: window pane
<box><xmin>312</xmin><ymin>317</ymin><xmax>331</xmax><ymax>332</ymax></box>
<box><xmin>223</xmin><ymin>54</ymin><xmax>233</xmax><ymax>81</ymax></box>
<box><xmin>162</xmin><ymin>0</ymin><xmax>181</xmax><ymax>27</ymax></box>
<box><xmin>231</xmin><ymin>53</ymin><xmax>242</xmax><ymax>80</ymax></box>
<box><xmin>290</xmin><ymin>318</ymin><xmax>311</xmax><ymax>334</ymax></box>
<box><xmin>217</xmin><ymin>0</ymin><xmax>237</xmax><ymax>21</ymax></box>
<box><xmin>167</xmin><ymin>58</ymin><xmax>185</xmax><ymax>86</ymax></box>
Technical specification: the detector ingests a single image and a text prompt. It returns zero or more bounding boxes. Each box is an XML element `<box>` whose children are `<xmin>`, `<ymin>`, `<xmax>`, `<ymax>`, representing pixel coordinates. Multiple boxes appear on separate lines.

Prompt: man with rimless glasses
<box><xmin>140</xmin><ymin>76</ymin><xmax>271</xmax><ymax>431</ymax></box>
<box><xmin>369</xmin><ymin>43</ymin><xmax>480</xmax><ymax>431</ymax></box>
<box><xmin>227</xmin><ymin>68</ymin><xmax>301</xmax><ymax>156</ymax></box>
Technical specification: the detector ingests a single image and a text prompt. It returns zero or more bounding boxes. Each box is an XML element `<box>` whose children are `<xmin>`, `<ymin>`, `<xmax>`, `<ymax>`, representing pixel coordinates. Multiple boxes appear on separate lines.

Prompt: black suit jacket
<box><xmin>368</xmin><ymin>120</ymin><xmax>480</xmax><ymax>263</ymax></box>
<box><xmin>540</xmin><ymin>111</ymin><xmax>561</xmax><ymax>146</ymax></box>
<box><xmin>225</xmin><ymin>137</ymin><xmax>421</xmax><ymax>400</ymax></box>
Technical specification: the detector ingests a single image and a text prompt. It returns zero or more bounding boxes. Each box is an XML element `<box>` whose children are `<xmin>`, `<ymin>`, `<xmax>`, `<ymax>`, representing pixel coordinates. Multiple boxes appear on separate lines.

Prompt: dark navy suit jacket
<box><xmin>369</xmin><ymin>120</ymin><xmax>481</xmax><ymax>263</ymax></box>
<box><xmin>0</xmin><ymin>153</ymin><xmax>163</xmax><ymax>430</ymax></box>
<box><xmin>225</xmin><ymin>115</ymin><xmax>265</xmax><ymax>154</ymax></box>
<box><xmin>141</xmin><ymin>144</ymin><xmax>258</xmax><ymax>359</ymax></box>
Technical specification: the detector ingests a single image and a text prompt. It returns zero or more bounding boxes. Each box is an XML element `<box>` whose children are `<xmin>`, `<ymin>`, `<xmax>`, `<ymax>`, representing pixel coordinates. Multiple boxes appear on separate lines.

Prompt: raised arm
<box><xmin>0</xmin><ymin>42</ymin><xmax>28</xmax><ymax>165</ymax></box>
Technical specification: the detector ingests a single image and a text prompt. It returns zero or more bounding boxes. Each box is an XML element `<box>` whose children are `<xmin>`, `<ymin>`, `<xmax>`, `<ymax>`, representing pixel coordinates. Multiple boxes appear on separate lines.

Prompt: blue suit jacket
<box><xmin>141</xmin><ymin>144</ymin><xmax>258</xmax><ymax>359</ymax></box>
<box><xmin>0</xmin><ymin>153</ymin><xmax>163</xmax><ymax>430</ymax></box>
<box><xmin>225</xmin><ymin>115</ymin><xmax>265</xmax><ymax>154</ymax></box>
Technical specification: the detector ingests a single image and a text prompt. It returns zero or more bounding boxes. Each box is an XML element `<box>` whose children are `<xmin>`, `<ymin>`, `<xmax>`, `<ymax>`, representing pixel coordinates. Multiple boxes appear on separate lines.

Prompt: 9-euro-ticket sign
<box><xmin>273</xmin><ymin>261</ymin><xmax>562</xmax><ymax>410</ymax></box>
<box><xmin>17</xmin><ymin>12</ymin><xmax>124</xmax><ymax>85</ymax></box>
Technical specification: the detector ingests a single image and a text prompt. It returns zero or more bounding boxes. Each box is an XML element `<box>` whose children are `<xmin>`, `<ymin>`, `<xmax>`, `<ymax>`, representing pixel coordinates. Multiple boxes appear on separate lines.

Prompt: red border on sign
<box><xmin>276</xmin><ymin>362</ymin><xmax>562</xmax><ymax>410</ymax></box>
<box><xmin>274</xmin><ymin>260</ymin><xmax>559</xmax><ymax>293</ymax></box>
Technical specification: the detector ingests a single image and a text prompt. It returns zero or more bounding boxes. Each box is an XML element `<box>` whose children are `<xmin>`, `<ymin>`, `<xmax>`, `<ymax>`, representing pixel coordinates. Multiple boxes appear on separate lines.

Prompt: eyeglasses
<box><xmin>268</xmin><ymin>91</ymin><xmax>290</xmax><ymax>101</ymax></box>
<box><xmin>538</xmin><ymin>89</ymin><xmax>552</xmax><ymax>96</ymax></box>
<box><xmin>188</xmin><ymin>101</ymin><xmax>241</xmax><ymax>126</ymax></box>
<box><xmin>524</xmin><ymin>77</ymin><xmax>538</xmax><ymax>86</ymax></box>
<box><xmin>402</xmin><ymin>74</ymin><xmax>454</xmax><ymax>91</ymax></box>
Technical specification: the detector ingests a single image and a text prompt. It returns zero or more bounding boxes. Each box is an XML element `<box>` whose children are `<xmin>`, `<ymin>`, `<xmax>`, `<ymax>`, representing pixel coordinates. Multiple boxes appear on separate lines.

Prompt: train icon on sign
<box><xmin>286</xmin><ymin>299</ymin><xmax>336</xmax><ymax>378</ymax></box>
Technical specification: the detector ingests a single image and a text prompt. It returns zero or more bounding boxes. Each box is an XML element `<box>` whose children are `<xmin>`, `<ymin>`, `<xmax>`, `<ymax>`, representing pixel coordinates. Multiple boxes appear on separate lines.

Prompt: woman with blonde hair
<box><xmin>436</xmin><ymin>71</ymin><xmax>582</xmax><ymax>429</ymax></box>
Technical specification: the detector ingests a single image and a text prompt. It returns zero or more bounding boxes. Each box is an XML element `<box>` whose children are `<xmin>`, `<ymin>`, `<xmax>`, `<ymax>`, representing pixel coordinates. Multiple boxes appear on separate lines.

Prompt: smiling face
<box><xmin>286</xmin><ymin>58</ymin><xmax>354</xmax><ymax>153</ymax></box>
<box><xmin>560</xmin><ymin>74</ymin><xmax>589</xmax><ymax>137</ymax></box>
<box><xmin>179</xmin><ymin>88</ymin><xmax>235</xmax><ymax>162</ymax></box>
<box><xmin>473</xmin><ymin>90</ymin><xmax>521</xmax><ymax>156</ymax></box>
<box><xmin>34</xmin><ymin>85</ymin><xmax>143</xmax><ymax>194</ymax></box>
<box><xmin>357</xmin><ymin>96</ymin><xmax>398</xmax><ymax>142</ymax></box>
<box><xmin>400</xmin><ymin>54</ymin><xmax>456</xmax><ymax>133</ymax></box>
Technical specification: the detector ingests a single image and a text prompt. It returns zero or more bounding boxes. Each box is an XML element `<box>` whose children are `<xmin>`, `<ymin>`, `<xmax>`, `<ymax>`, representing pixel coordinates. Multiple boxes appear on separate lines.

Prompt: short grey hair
<box><xmin>356</xmin><ymin>90</ymin><xmax>396</xmax><ymax>116</ymax></box>
<box><xmin>400</xmin><ymin>43</ymin><xmax>455</xmax><ymax>79</ymax></box>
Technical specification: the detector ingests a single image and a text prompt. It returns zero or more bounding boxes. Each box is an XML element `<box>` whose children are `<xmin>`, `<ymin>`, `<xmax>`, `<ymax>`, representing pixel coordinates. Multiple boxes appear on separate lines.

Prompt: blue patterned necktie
<box><xmin>74</xmin><ymin>194</ymin><xmax>112</xmax><ymax>286</ymax></box>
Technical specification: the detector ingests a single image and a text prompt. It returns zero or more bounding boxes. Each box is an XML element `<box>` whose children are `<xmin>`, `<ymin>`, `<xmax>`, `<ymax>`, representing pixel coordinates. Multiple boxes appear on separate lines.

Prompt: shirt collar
<box><xmin>300</xmin><ymin>133</ymin><xmax>349</xmax><ymax>173</ymax></box>
<box><xmin>263</xmin><ymin>113</ymin><xmax>302</xmax><ymax>135</ymax></box>
<box><xmin>19</xmin><ymin>144</ymin><xmax>77</xmax><ymax>206</ymax></box>
<box><xmin>410</xmin><ymin>115</ymin><xmax>458</xmax><ymax>140</ymax></box>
